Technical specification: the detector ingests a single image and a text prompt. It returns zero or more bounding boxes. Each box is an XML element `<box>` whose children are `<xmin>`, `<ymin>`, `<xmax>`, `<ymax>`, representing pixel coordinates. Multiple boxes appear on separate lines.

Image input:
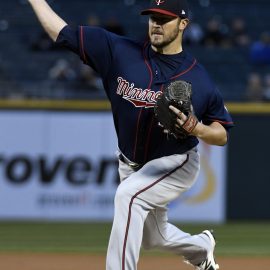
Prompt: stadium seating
<box><xmin>0</xmin><ymin>0</ymin><xmax>270</xmax><ymax>101</ymax></box>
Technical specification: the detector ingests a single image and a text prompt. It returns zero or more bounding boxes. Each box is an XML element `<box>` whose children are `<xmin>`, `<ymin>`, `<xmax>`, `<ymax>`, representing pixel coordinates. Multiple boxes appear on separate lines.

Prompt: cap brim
<box><xmin>141</xmin><ymin>8</ymin><xmax>178</xmax><ymax>17</ymax></box>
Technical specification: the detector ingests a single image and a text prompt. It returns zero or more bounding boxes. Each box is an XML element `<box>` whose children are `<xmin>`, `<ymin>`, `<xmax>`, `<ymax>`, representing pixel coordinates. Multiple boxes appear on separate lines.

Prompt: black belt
<box><xmin>118</xmin><ymin>153</ymin><xmax>142</xmax><ymax>170</ymax></box>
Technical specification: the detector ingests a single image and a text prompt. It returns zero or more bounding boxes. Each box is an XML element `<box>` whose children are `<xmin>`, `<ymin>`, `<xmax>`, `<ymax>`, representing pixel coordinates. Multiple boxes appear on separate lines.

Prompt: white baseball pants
<box><xmin>106</xmin><ymin>147</ymin><xmax>213</xmax><ymax>270</ymax></box>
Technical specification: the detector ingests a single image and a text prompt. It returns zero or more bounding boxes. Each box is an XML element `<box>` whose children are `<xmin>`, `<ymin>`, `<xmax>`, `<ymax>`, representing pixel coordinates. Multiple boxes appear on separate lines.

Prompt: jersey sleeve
<box><xmin>56</xmin><ymin>25</ymin><xmax>115</xmax><ymax>78</ymax></box>
<box><xmin>202</xmin><ymin>87</ymin><xmax>234</xmax><ymax>131</ymax></box>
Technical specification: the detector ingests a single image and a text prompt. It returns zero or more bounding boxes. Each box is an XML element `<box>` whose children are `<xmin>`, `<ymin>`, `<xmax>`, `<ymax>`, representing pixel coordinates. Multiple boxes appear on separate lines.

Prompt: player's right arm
<box><xmin>28</xmin><ymin>0</ymin><xmax>67</xmax><ymax>42</ymax></box>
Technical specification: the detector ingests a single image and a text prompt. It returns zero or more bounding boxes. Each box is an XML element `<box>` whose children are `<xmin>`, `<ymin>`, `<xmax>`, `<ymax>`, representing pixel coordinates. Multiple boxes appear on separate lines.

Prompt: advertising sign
<box><xmin>0</xmin><ymin>111</ymin><xmax>226</xmax><ymax>222</ymax></box>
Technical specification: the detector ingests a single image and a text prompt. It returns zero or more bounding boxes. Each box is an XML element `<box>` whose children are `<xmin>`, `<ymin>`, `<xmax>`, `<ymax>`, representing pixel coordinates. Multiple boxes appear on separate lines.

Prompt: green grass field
<box><xmin>0</xmin><ymin>222</ymin><xmax>270</xmax><ymax>257</ymax></box>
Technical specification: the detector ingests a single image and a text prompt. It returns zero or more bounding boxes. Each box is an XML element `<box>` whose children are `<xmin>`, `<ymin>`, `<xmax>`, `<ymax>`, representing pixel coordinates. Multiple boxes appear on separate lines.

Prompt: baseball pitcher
<box><xmin>28</xmin><ymin>0</ymin><xmax>234</xmax><ymax>269</ymax></box>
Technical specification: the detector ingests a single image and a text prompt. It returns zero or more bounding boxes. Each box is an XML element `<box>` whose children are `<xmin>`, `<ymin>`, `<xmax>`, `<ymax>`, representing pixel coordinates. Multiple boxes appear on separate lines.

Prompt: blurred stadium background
<box><xmin>0</xmin><ymin>0</ymin><xmax>270</xmax><ymax>269</ymax></box>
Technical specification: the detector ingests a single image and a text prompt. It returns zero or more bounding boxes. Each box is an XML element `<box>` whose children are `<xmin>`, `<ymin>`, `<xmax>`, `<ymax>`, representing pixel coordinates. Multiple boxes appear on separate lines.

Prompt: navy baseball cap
<box><xmin>141</xmin><ymin>0</ymin><xmax>189</xmax><ymax>18</ymax></box>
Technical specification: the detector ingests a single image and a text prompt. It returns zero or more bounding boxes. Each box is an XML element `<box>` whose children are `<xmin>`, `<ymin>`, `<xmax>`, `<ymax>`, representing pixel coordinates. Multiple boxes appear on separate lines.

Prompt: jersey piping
<box><xmin>170</xmin><ymin>58</ymin><xmax>197</xmax><ymax>80</ymax></box>
<box><xmin>132</xmin><ymin>41</ymin><xmax>154</xmax><ymax>161</ymax></box>
<box><xmin>143</xmin><ymin>114</ymin><xmax>155</xmax><ymax>163</ymax></box>
<box><xmin>207</xmin><ymin>119</ymin><xmax>234</xmax><ymax>125</ymax></box>
<box><xmin>79</xmin><ymin>26</ymin><xmax>87</xmax><ymax>64</ymax></box>
<box><xmin>143</xmin><ymin>84</ymin><xmax>164</xmax><ymax>163</ymax></box>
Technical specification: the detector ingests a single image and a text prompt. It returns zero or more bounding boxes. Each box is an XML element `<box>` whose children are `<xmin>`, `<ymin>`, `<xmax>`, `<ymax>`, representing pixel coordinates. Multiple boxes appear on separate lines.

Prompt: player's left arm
<box><xmin>169</xmin><ymin>105</ymin><xmax>228</xmax><ymax>146</ymax></box>
<box><xmin>190</xmin><ymin>121</ymin><xmax>227</xmax><ymax>146</ymax></box>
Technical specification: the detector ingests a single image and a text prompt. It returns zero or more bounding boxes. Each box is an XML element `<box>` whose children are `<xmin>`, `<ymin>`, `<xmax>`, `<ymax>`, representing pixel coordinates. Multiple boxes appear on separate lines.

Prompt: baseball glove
<box><xmin>154</xmin><ymin>80</ymin><xmax>198</xmax><ymax>139</ymax></box>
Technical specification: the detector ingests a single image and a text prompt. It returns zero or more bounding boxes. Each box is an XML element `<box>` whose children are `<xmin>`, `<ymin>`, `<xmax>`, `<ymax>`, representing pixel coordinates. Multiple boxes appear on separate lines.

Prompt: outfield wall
<box><xmin>0</xmin><ymin>110</ymin><xmax>226</xmax><ymax>222</ymax></box>
<box><xmin>1</xmin><ymin>101</ymin><xmax>269</xmax><ymax>221</ymax></box>
<box><xmin>227</xmin><ymin>114</ymin><xmax>270</xmax><ymax>220</ymax></box>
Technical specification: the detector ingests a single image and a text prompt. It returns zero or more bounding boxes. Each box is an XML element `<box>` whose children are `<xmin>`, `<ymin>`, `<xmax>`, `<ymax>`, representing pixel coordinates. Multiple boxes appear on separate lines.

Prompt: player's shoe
<box><xmin>195</xmin><ymin>230</ymin><xmax>219</xmax><ymax>270</ymax></box>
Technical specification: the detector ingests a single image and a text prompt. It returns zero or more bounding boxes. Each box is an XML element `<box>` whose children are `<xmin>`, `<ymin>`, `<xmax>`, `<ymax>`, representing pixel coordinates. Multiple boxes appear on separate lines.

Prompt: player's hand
<box><xmin>169</xmin><ymin>105</ymin><xmax>199</xmax><ymax>136</ymax></box>
<box><xmin>169</xmin><ymin>105</ymin><xmax>187</xmax><ymax>126</ymax></box>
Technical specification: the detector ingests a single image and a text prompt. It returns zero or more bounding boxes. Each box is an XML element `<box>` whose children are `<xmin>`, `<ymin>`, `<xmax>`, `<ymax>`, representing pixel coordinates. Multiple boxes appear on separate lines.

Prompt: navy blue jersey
<box><xmin>56</xmin><ymin>26</ymin><xmax>234</xmax><ymax>165</ymax></box>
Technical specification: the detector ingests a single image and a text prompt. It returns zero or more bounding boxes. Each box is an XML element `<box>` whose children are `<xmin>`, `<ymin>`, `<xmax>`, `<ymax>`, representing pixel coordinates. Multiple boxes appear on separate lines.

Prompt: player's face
<box><xmin>149</xmin><ymin>14</ymin><xmax>182</xmax><ymax>50</ymax></box>
<box><xmin>149</xmin><ymin>14</ymin><xmax>180</xmax><ymax>48</ymax></box>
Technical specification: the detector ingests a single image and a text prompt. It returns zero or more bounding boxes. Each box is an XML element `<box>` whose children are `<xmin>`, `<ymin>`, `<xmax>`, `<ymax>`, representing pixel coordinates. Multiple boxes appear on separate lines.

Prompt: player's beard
<box><xmin>150</xmin><ymin>22</ymin><xmax>180</xmax><ymax>49</ymax></box>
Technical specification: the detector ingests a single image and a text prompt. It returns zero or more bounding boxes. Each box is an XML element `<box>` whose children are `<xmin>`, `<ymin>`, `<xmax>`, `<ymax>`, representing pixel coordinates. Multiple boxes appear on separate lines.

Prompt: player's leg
<box><xmin>142</xmin><ymin>207</ymin><xmax>214</xmax><ymax>266</ymax></box>
<box><xmin>141</xmin><ymin>148</ymin><xmax>218</xmax><ymax>268</ymax></box>
<box><xmin>106</xmin><ymin>148</ymin><xmax>200</xmax><ymax>270</ymax></box>
<box><xmin>106</xmin><ymin>156</ymin><xmax>145</xmax><ymax>270</ymax></box>
<box><xmin>106</xmin><ymin>163</ymin><xmax>153</xmax><ymax>270</ymax></box>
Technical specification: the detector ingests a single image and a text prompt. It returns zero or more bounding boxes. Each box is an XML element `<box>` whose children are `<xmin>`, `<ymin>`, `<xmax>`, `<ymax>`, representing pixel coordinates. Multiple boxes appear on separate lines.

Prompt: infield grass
<box><xmin>0</xmin><ymin>222</ymin><xmax>269</xmax><ymax>257</ymax></box>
